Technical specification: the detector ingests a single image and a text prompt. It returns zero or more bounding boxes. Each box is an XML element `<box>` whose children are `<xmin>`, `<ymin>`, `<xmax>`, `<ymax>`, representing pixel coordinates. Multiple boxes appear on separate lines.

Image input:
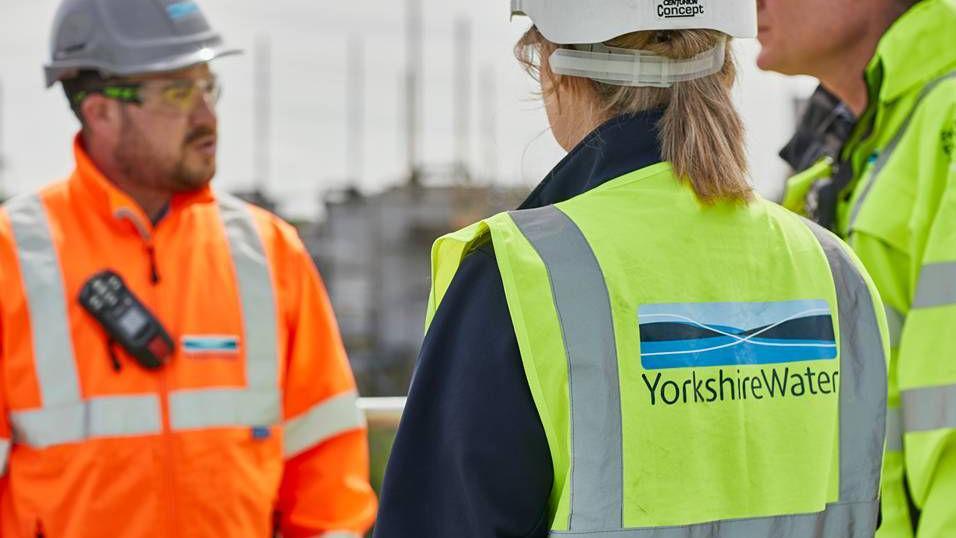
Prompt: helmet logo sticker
<box><xmin>657</xmin><ymin>0</ymin><xmax>705</xmax><ymax>19</ymax></box>
<box><xmin>165</xmin><ymin>1</ymin><xmax>200</xmax><ymax>21</ymax></box>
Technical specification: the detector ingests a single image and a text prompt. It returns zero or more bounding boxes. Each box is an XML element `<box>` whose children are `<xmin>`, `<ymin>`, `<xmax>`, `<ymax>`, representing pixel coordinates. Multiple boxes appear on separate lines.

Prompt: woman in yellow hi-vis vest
<box><xmin>375</xmin><ymin>2</ymin><xmax>891</xmax><ymax>537</ymax></box>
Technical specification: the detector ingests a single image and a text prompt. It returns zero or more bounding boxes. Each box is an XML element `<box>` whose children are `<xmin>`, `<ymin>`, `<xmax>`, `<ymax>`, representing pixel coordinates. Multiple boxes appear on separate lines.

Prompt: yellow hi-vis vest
<box><xmin>427</xmin><ymin>163</ymin><xmax>890</xmax><ymax>536</ymax></box>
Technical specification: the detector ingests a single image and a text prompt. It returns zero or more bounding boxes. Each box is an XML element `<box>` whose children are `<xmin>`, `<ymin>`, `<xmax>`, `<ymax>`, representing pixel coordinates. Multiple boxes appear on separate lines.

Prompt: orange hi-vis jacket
<box><xmin>0</xmin><ymin>137</ymin><xmax>377</xmax><ymax>537</ymax></box>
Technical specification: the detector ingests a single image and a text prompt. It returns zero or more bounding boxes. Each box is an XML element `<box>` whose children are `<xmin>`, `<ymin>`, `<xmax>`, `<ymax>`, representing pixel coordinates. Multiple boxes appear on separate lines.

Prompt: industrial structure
<box><xmin>305</xmin><ymin>171</ymin><xmax>528</xmax><ymax>396</ymax></box>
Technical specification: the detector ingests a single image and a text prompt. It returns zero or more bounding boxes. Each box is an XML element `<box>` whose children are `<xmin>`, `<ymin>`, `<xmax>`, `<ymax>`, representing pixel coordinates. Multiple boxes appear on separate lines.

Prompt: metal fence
<box><xmin>358</xmin><ymin>397</ymin><xmax>406</xmax><ymax>430</ymax></box>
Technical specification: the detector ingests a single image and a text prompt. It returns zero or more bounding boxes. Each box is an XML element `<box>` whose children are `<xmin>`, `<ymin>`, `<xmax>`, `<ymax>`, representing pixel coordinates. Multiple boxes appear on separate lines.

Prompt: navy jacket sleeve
<box><xmin>373</xmin><ymin>244</ymin><xmax>553</xmax><ymax>538</ymax></box>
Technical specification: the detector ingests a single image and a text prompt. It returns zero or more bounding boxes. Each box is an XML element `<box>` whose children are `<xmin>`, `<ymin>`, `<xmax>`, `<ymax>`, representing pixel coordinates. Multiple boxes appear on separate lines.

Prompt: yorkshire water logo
<box><xmin>639</xmin><ymin>299</ymin><xmax>835</xmax><ymax>369</ymax></box>
<box><xmin>638</xmin><ymin>300</ymin><xmax>839</xmax><ymax>406</ymax></box>
<box><xmin>657</xmin><ymin>0</ymin><xmax>705</xmax><ymax>19</ymax></box>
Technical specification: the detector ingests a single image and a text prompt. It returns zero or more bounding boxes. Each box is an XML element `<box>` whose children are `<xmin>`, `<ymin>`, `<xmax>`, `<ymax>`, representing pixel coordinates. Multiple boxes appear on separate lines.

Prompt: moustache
<box><xmin>184</xmin><ymin>128</ymin><xmax>217</xmax><ymax>146</ymax></box>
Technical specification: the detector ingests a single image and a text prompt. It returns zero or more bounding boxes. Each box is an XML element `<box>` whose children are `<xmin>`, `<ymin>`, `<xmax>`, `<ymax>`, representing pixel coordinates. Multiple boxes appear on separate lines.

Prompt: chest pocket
<box><xmin>847</xmin><ymin>154</ymin><xmax>914</xmax><ymax>254</ymax></box>
<box><xmin>846</xmin><ymin>71</ymin><xmax>956</xmax><ymax>252</ymax></box>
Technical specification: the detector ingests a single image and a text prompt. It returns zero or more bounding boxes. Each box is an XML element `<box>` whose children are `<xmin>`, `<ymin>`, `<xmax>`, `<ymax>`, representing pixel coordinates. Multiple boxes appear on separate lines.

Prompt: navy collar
<box><xmin>519</xmin><ymin>109</ymin><xmax>665</xmax><ymax>210</ymax></box>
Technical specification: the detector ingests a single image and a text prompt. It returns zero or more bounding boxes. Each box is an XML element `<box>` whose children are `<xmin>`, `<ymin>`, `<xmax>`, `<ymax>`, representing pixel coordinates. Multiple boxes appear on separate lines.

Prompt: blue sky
<box><xmin>0</xmin><ymin>0</ymin><xmax>816</xmax><ymax>218</ymax></box>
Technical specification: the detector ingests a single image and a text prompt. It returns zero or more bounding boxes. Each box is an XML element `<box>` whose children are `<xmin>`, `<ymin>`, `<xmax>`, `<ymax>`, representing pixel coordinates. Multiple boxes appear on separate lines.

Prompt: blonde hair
<box><xmin>516</xmin><ymin>27</ymin><xmax>752</xmax><ymax>204</ymax></box>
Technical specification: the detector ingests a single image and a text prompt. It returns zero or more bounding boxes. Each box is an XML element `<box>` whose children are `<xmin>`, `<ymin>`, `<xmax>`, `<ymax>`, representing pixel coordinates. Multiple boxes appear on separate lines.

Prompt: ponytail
<box><xmin>517</xmin><ymin>28</ymin><xmax>752</xmax><ymax>204</ymax></box>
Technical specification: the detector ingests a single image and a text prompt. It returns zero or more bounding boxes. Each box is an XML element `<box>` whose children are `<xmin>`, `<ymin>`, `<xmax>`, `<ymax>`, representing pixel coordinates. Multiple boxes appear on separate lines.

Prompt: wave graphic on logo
<box><xmin>639</xmin><ymin>304</ymin><xmax>836</xmax><ymax>370</ymax></box>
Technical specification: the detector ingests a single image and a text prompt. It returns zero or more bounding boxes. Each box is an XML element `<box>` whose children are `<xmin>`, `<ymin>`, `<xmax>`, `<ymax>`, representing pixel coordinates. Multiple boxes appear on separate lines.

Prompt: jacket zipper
<box><xmin>117</xmin><ymin>208</ymin><xmax>177</xmax><ymax>536</ymax></box>
<box><xmin>148</xmin><ymin>240</ymin><xmax>178</xmax><ymax>538</ymax></box>
<box><xmin>147</xmin><ymin>245</ymin><xmax>161</xmax><ymax>284</ymax></box>
<box><xmin>158</xmin><ymin>361</ymin><xmax>178</xmax><ymax>537</ymax></box>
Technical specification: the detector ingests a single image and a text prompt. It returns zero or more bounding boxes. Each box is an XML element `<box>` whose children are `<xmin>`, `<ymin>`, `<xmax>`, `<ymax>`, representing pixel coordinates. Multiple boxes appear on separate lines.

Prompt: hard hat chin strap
<box><xmin>548</xmin><ymin>40</ymin><xmax>726</xmax><ymax>88</ymax></box>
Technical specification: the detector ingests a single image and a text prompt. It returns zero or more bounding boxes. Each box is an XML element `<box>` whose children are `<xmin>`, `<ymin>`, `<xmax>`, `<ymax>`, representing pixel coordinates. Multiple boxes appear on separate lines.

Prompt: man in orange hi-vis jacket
<box><xmin>0</xmin><ymin>1</ymin><xmax>377</xmax><ymax>536</ymax></box>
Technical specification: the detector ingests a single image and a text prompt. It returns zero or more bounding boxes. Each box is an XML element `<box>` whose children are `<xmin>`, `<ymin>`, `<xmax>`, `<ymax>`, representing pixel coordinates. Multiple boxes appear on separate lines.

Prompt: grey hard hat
<box><xmin>44</xmin><ymin>0</ymin><xmax>241</xmax><ymax>88</ymax></box>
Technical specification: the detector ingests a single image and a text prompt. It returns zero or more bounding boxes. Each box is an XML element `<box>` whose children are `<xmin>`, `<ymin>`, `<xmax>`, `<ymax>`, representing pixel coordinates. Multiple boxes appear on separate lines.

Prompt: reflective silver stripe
<box><xmin>885</xmin><ymin>305</ymin><xmax>905</xmax><ymax>347</ymax></box>
<box><xmin>166</xmin><ymin>195</ymin><xmax>282</xmax><ymax>431</ymax></box>
<box><xmin>805</xmin><ymin>220</ymin><xmax>887</xmax><ymax>508</ymax></box>
<box><xmin>217</xmin><ymin>194</ymin><xmax>279</xmax><ymax>391</ymax></box>
<box><xmin>169</xmin><ymin>388</ymin><xmax>280</xmax><ymax>430</ymax></box>
<box><xmin>549</xmin><ymin>501</ymin><xmax>878</xmax><ymax>537</ymax></box>
<box><xmin>0</xmin><ymin>439</ymin><xmax>9</xmax><ymax>475</ymax></box>
<box><xmin>849</xmin><ymin>71</ymin><xmax>956</xmax><ymax>229</ymax></box>
<box><xmin>284</xmin><ymin>391</ymin><xmax>365</xmax><ymax>459</ymax></box>
<box><xmin>6</xmin><ymin>194</ymin><xmax>81</xmax><ymax>407</ymax></box>
<box><xmin>510</xmin><ymin>206</ymin><xmax>623</xmax><ymax>531</ymax></box>
<box><xmin>913</xmin><ymin>262</ymin><xmax>956</xmax><ymax>309</ymax></box>
<box><xmin>10</xmin><ymin>395</ymin><xmax>162</xmax><ymax>448</ymax></box>
<box><xmin>901</xmin><ymin>383</ymin><xmax>956</xmax><ymax>433</ymax></box>
<box><xmin>318</xmin><ymin>531</ymin><xmax>362</xmax><ymax>538</ymax></box>
<box><xmin>886</xmin><ymin>406</ymin><xmax>903</xmax><ymax>452</ymax></box>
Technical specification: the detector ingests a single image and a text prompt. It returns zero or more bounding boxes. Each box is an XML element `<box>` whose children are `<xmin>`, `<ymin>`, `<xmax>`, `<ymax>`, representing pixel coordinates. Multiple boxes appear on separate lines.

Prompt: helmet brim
<box><xmin>45</xmin><ymin>46</ymin><xmax>244</xmax><ymax>88</ymax></box>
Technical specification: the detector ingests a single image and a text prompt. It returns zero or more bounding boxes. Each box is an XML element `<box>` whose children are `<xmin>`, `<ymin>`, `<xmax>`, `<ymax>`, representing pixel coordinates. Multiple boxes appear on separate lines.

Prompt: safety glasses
<box><xmin>73</xmin><ymin>76</ymin><xmax>222</xmax><ymax>116</ymax></box>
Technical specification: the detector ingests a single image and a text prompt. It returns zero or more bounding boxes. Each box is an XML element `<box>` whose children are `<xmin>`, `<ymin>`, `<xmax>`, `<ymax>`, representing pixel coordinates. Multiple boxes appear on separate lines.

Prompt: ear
<box><xmin>556</xmin><ymin>73</ymin><xmax>599</xmax><ymax>115</ymax></box>
<box><xmin>80</xmin><ymin>94</ymin><xmax>122</xmax><ymax>136</ymax></box>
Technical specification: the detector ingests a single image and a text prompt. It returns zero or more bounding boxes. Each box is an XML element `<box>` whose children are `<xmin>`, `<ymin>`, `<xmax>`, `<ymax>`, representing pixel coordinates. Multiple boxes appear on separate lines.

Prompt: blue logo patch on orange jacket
<box><xmin>182</xmin><ymin>335</ymin><xmax>240</xmax><ymax>357</ymax></box>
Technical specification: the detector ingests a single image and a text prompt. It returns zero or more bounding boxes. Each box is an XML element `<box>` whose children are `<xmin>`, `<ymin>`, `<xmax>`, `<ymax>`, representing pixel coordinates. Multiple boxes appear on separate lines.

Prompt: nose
<box><xmin>190</xmin><ymin>93</ymin><xmax>217</xmax><ymax>128</ymax></box>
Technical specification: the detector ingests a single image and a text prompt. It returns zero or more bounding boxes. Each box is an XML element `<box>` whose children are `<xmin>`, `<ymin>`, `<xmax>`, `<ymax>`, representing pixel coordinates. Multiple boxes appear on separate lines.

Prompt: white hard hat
<box><xmin>512</xmin><ymin>0</ymin><xmax>757</xmax><ymax>44</ymax></box>
<box><xmin>511</xmin><ymin>0</ymin><xmax>756</xmax><ymax>87</ymax></box>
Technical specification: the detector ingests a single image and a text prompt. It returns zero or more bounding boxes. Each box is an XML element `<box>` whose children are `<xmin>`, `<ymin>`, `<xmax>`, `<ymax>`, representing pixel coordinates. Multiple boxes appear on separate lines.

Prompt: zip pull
<box><xmin>35</xmin><ymin>518</ymin><xmax>45</xmax><ymax>538</ymax></box>
<box><xmin>146</xmin><ymin>245</ymin><xmax>161</xmax><ymax>285</ymax></box>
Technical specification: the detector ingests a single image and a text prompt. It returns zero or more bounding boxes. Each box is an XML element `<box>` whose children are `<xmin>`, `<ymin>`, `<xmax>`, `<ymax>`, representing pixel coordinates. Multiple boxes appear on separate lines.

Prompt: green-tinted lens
<box><xmin>102</xmin><ymin>86</ymin><xmax>142</xmax><ymax>103</ymax></box>
<box><xmin>71</xmin><ymin>85</ymin><xmax>142</xmax><ymax>106</ymax></box>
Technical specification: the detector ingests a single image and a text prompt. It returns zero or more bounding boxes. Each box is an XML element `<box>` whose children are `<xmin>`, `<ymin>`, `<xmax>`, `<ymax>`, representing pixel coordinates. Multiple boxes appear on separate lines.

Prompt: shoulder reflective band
<box><xmin>6</xmin><ymin>194</ymin><xmax>81</xmax><ymax>408</ymax></box>
<box><xmin>913</xmin><ymin>261</ymin><xmax>956</xmax><ymax>309</ymax></box>
<box><xmin>803</xmin><ymin>220</ymin><xmax>886</xmax><ymax>507</ymax></box>
<box><xmin>510</xmin><ymin>205</ymin><xmax>623</xmax><ymax>531</ymax></box>
<box><xmin>217</xmin><ymin>194</ymin><xmax>279</xmax><ymax>392</ymax></box>
<box><xmin>169</xmin><ymin>193</ymin><xmax>282</xmax><ymax>430</ymax></box>
<box><xmin>509</xmin><ymin>205</ymin><xmax>886</xmax><ymax>536</ymax></box>
<box><xmin>849</xmin><ymin>71</ymin><xmax>956</xmax><ymax>229</ymax></box>
<box><xmin>549</xmin><ymin>41</ymin><xmax>725</xmax><ymax>88</ymax></box>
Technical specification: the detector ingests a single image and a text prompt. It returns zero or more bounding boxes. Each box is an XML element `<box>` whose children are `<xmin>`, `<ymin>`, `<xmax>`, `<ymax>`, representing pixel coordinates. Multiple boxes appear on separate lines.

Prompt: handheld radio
<box><xmin>79</xmin><ymin>270</ymin><xmax>174</xmax><ymax>370</ymax></box>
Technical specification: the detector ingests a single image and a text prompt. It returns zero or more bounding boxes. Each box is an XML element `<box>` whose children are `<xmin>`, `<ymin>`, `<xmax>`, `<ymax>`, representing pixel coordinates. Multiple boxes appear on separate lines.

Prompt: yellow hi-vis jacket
<box><xmin>783</xmin><ymin>0</ymin><xmax>956</xmax><ymax>535</ymax></box>
<box><xmin>431</xmin><ymin>162</ymin><xmax>890</xmax><ymax>536</ymax></box>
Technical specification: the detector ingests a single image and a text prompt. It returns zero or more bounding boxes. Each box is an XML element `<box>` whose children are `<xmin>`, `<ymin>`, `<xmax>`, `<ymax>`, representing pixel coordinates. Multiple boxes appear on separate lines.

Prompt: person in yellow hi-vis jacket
<box><xmin>373</xmin><ymin>1</ymin><xmax>891</xmax><ymax>536</ymax></box>
<box><xmin>757</xmin><ymin>0</ymin><xmax>956</xmax><ymax>535</ymax></box>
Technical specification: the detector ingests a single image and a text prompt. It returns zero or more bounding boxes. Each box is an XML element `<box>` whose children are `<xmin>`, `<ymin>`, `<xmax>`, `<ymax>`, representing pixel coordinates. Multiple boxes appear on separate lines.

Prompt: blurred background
<box><xmin>0</xmin><ymin>0</ymin><xmax>819</xmax><ymax>498</ymax></box>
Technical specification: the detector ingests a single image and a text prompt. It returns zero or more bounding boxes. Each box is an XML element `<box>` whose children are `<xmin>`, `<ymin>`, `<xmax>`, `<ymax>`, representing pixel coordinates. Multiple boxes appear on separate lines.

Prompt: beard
<box><xmin>114</xmin><ymin>109</ymin><xmax>216</xmax><ymax>193</ymax></box>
